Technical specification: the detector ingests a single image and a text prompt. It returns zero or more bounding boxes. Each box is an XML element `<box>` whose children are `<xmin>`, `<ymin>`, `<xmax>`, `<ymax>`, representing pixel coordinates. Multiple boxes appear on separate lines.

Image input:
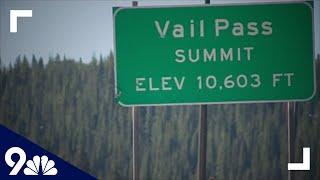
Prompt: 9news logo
<box><xmin>4</xmin><ymin>147</ymin><xmax>58</xmax><ymax>176</ymax></box>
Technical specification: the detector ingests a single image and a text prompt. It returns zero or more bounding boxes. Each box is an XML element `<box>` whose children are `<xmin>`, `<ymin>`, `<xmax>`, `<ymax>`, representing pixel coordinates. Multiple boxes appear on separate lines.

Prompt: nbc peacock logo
<box><xmin>24</xmin><ymin>155</ymin><xmax>58</xmax><ymax>175</ymax></box>
<box><xmin>5</xmin><ymin>147</ymin><xmax>58</xmax><ymax>176</ymax></box>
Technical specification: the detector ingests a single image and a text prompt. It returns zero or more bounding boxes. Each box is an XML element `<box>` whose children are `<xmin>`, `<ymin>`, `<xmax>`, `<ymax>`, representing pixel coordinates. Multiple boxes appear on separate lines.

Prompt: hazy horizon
<box><xmin>0</xmin><ymin>0</ymin><xmax>319</xmax><ymax>65</ymax></box>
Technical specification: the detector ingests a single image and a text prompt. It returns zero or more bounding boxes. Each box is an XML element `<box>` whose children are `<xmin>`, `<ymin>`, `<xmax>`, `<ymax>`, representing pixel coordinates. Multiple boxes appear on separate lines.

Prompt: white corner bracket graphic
<box><xmin>10</xmin><ymin>10</ymin><xmax>33</xmax><ymax>33</ymax></box>
<box><xmin>288</xmin><ymin>147</ymin><xmax>310</xmax><ymax>171</ymax></box>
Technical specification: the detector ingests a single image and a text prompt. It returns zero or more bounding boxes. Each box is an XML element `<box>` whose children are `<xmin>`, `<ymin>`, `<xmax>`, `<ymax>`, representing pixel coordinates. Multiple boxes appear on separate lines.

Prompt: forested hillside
<box><xmin>0</xmin><ymin>54</ymin><xmax>319</xmax><ymax>180</ymax></box>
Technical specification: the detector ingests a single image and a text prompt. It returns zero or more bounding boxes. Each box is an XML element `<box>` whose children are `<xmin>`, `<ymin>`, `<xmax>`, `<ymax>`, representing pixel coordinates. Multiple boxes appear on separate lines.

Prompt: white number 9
<box><xmin>5</xmin><ymin>147</ymin><xmax>26</xmax><ymax>175</ymax></box>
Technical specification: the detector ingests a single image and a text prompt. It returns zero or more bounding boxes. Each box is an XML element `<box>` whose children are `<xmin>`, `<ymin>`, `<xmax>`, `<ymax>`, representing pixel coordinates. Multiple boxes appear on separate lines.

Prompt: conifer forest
<box><xmin>0</xmin><ymin>54</ymin><xmax>319</xmax><ymax>180</ymax></box>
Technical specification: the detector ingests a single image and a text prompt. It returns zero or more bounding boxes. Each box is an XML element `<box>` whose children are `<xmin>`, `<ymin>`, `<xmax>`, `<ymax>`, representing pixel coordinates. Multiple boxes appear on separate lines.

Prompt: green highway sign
<box><xmin>113</xmin><ymin>2</ymin><xmax>315</xmax><ymax>106</ymax></box>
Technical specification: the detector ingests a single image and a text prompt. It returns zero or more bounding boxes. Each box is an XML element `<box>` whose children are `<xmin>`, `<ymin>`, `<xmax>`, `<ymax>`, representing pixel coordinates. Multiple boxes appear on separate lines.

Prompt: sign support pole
<box><xmin>197</xmin><ymin>2</ymin><xmax>209</xmax><ymax>180</ymax></box>
<box><xmin>132</xmin><ymin>106</ymin><xmax>139</xmax><ymax>180</ymax></box>
<box><xmin>287</xmin><ymin>102</ymin><xmax>296</xmax><ymax>180</ymax></box>
<box><xmin>287</xmin><ymin>102</ymin><xmax>291</xmax><ymax>180</ymax></box>
<box><xmin>286</xmin><ymin>102</ymin><xmax>297</xmax><ymax>180</ymax></box>
<box><xmin>198</xmin><ymin>104</ymin><xmax>208</xmax><ymax>180</ymax></box>
<box><xmin>132</xmin><ymin>3</ymin><xmax>139</xmax><ymax>180</ymax></box>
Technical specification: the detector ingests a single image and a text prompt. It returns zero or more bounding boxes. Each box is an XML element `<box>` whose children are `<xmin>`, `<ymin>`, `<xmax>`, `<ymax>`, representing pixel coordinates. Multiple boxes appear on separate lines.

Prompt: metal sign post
<box><xmin>132</xmin><ymin>3</ymin><xmax>139</xmax><ymax>180</ymax></box>
<box><xmin>287</xmin><ymin>101</ymin><xmax>297</xmax><ymax>180</ymax></box>
<box><xmin>287</xmin><ymin>102</ymin><xmax>291</xmax><ymax>180</ymax></box>
<box><xmin>197</xmin><ymin>1</ymin><xmax>210</xmax><ymax>179</ymax></box>
<box><xmin>132</xmin><ymin>106</ymin><xmax>139</xmax><ymax>180</ymax></box>
<box><xmin>198</xmin><ymin>104</ymin><xmax>208</xmax><ymax>180</ymax></box>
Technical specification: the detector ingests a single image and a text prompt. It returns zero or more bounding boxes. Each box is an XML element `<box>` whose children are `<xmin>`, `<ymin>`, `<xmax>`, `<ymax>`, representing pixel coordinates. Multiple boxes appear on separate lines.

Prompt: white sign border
<box><xmin>113</xmin><ymin>1</ymin><xmax>316</xmax><ymax>107</ymax></box>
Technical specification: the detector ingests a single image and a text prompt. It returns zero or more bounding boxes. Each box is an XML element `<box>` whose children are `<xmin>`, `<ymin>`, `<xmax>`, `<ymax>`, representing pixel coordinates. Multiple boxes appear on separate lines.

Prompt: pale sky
<box><xmin>0</xmin><ymin>0</ymin><xmax>319</xmax><ymax>65</ymax></box>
